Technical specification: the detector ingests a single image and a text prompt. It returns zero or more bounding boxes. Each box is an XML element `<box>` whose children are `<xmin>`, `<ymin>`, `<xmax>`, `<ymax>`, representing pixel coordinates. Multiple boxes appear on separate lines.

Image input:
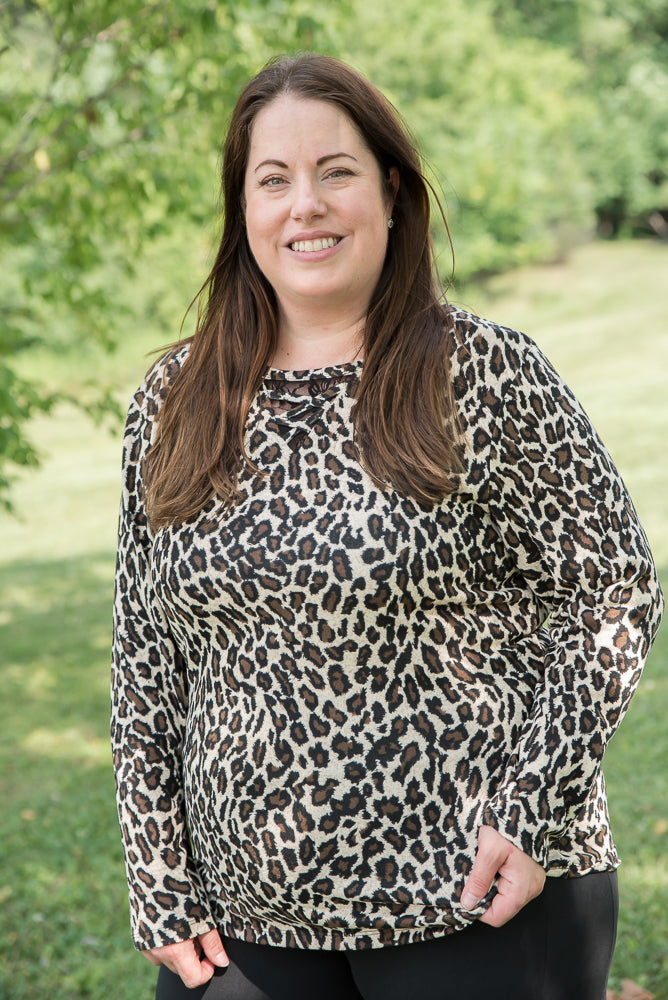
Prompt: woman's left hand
<box><xmin>461</xmin><ymin>825</ymin><xmax>546</xmax><ymax>927</ymax></box>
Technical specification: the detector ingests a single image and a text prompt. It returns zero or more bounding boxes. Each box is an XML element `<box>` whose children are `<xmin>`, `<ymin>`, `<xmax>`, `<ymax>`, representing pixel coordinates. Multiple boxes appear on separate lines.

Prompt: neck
<box><xmin>272</xmin><ymin>303</ymin><xmax>366</xmax><ymax>370</ymax></box>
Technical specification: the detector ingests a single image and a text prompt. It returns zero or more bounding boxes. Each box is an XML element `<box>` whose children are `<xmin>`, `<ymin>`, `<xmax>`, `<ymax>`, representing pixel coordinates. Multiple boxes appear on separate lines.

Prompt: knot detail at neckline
<box><xmin>257</xmin><ymin>362</ymin><xmax>361</xmax><ymax>451</ymax></box>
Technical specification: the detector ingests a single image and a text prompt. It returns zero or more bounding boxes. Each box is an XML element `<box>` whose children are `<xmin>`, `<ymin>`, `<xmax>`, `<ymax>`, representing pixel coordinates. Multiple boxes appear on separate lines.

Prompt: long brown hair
<box><xmin>144</xmin><ymin>54</ymin><xmax>462</xmax><ymax>529</ymax></box>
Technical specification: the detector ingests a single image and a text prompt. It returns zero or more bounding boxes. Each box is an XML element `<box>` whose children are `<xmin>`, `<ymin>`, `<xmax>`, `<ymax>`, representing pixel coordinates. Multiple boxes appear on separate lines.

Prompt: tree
<box><xmin>490</xmin><ymin>0</ymin><xmax>668</xmax><ymax>235</ymax></box>
<box><xmin>0</xmin><ymin>0</ymin><xmax>347</xmax><ymax>506</ymax></box>
<box><xmin>342</xmin><ymin>0</ymin><xmax>597</xmax><ymax>281</ymax></box>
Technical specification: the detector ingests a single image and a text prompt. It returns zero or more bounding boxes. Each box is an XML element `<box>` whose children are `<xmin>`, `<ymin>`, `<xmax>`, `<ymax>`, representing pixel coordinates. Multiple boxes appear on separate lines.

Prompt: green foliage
<box><xmin>0</xmin><ymin>358</ymin><xmax>55</xmax><ymax>506</ymax></box>
<box><xmin>0</xmin><ymin>0</ymin><xmax>348</xmax><ymax>503</ymax></box>
<box><xmin>343</xmin><ymin>0</ymin><xmax>668</xmax><ymax>279</ymax></box>
<box><xmin>343</xmin><ymin>0</ymin><xmax>597</xmax><ymax>281</ymax></box>
<box><xmin>491</xmin><ymin>0</ymin><xmax>668</xmax><ymax>231</ymax></box>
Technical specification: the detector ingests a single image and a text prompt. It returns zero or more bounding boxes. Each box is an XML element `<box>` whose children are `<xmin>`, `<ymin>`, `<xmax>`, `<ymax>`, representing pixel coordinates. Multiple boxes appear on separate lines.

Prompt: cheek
<box><xmin>367</xmin><ymin>206</ymin><xmax>390</xmax><ymax>251</ymax></box>
<box><xmin>363</xmin><ymin>193</ymin><xmax>391</xmax><ymax>236</ymax></box>
<box><xmin>244</xmin><ymin>208</ymin><xmax>267</xmax><ymax>260</ymax></box>
<box><xmin>245</xmin><ymin>199</ymin><xmax>281</xmax><ymax>256</ymax></box>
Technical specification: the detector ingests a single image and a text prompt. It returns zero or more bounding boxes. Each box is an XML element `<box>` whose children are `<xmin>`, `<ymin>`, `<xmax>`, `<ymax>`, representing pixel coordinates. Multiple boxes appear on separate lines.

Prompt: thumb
<box><xmin>198</xmin><ymin>928</ymin><xmax>229</xmax><ymax>968</ymax></box>
<box><xmin>461</xmin><ymin>826</ymin><xmax>510</xmax><ymax>910</ymax></box>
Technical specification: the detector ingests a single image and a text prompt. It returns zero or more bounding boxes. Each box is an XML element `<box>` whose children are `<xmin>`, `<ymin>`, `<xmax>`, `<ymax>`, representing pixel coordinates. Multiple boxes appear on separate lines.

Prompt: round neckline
<box><xmin>263</xmin><ymin>358</ymin><xmax>364</xmax><ymax>382</ymax></box>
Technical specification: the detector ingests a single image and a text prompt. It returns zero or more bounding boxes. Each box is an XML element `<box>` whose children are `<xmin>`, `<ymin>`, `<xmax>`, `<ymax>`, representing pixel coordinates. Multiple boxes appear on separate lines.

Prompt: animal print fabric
<box><xmin>111</xmin><ymin>308</ymin><xmax>663</xmax><ymax>951</ymax></box>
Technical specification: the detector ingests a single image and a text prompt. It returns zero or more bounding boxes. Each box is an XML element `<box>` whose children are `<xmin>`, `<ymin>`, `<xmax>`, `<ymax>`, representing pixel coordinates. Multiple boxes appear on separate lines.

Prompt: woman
<box><xmin>111</xmin><ymin>54</ymin><xmax>663</xmax><ymax>1000</ymax></box>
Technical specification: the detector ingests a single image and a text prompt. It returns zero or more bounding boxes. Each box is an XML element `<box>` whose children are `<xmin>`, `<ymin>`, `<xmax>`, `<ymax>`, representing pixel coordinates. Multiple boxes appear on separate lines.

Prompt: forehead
<box><xmin>247</xmin><ymin>95</ymin><xmax>370</xmax><ymax>162</ymax></box>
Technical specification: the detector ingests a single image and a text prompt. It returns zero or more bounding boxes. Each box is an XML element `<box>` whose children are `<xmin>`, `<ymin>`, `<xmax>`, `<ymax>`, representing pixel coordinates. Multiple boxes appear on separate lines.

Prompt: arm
<box><xmin>111</xmin><ymin>370</ymin><xmax>217</xmax><ymax>953</ymax></box>
<box><xmin>466</xmin><ymin>339</ymin><xmax>663</xmax><ymax>917</ymax></box>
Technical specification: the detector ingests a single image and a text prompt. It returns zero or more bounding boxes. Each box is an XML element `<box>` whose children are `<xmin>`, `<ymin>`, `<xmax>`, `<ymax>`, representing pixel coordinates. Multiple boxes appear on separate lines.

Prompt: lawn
<box><xmin>0</xmin><ymin>238</ymin><xmax>666</xmax><ymax>999</ymax></box>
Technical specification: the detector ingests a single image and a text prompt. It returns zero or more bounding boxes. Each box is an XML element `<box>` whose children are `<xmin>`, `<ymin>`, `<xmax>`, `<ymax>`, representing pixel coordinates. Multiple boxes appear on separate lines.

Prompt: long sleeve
<box><xmin>481</xmin><ymin>339</ymin><xmax>664</xmax><ymax>865</ymax></box>
<box><xmin>111</xmin><ymin>367</ymin><xmax>215</xmax><ymax>949</ymax></box>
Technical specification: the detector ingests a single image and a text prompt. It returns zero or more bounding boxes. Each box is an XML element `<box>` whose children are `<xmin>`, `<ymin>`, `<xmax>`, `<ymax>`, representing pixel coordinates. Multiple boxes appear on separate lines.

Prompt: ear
<box><xmin>387</xmin><ymin>166</ymin><xmax>400</xmax><ymax>211</ymax></box>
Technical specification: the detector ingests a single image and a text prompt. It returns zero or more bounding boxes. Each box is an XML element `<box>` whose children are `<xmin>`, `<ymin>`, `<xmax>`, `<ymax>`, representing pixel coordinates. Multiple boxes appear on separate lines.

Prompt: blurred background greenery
<box><xmin>1</xmin><ymin>1</ymin><xmax>666</xmax><ymax>997</ymax></box>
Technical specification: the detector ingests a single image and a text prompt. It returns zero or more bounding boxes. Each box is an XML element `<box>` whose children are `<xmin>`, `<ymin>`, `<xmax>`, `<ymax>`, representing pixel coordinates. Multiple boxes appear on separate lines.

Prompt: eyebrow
<box><xmin>253</xmin><ymin>152</ymin><xmax>358</xmax><ymax>172</ymax></box>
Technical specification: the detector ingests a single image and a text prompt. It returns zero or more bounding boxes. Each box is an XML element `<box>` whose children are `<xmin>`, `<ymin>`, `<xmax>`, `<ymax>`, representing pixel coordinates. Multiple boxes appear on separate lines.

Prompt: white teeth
<box><xmin>290</xmin><ymin>237</ymin><xmax>340</xmax><ymax>252</ymax></box>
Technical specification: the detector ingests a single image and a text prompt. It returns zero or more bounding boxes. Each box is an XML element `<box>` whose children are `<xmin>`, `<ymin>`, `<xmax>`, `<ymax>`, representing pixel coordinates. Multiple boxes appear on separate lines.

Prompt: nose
<box><xmin>290</xmin><ymin>176</ymin><xmax>326</xmax><ymax>222</ymax></box>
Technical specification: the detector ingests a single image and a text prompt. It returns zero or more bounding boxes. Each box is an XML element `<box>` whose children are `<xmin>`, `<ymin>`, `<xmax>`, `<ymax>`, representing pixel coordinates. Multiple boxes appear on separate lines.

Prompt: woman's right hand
<box><xmin>144</xmin><ymin>928</ymin><xmax>229</xmax><ymax>988</ymax></box>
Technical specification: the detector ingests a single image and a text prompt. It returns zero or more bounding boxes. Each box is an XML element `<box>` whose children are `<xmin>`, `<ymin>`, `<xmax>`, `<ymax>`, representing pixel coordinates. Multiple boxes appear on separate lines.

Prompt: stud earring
<box><xmin>387</xmin><ymin>218</ymin><xmax>395</xmax><ymax>229</ymax></box>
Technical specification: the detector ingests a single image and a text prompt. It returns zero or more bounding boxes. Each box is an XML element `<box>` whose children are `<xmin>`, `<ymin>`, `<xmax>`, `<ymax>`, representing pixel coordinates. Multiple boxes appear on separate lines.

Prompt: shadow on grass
<box><xmin>0</xmin><ymin>552</ymin><xmax>156</xmax><ymax>1000</ymax></box>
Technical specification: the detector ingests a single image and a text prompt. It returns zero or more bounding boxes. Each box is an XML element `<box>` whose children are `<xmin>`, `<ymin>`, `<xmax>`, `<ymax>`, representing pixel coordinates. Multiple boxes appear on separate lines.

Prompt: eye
<box><xmin>325</xmin><ymin>168</ymin><xmax>353</xmax><ymax>180</ymax></box>
<box><xmin>259</xmin><ymin>175</ymin><xmax>287</xmax><ymax>188</ymax></box>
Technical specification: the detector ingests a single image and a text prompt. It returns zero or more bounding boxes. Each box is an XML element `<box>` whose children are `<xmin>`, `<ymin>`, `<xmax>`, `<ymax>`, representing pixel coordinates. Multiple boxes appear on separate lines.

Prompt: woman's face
<box><xmin>244</xmin><ymin>95</ymin><xmax>398</xmax><ymax>326</ymax></box>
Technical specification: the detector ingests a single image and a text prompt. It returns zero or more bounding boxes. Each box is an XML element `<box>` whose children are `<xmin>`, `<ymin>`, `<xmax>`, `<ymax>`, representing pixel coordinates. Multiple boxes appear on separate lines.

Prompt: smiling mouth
<box><xmin>289</xmin><ymin>237</ymin><xmax>341</xmax><ymax>252</ymax></box>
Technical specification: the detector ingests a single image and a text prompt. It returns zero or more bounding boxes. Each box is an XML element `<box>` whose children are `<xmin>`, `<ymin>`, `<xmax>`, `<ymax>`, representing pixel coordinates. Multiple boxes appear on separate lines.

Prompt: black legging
<box><xmin>156</xmin><ymin>870</ymin><xmax>618</xmax><ymax>1000</ymax></box>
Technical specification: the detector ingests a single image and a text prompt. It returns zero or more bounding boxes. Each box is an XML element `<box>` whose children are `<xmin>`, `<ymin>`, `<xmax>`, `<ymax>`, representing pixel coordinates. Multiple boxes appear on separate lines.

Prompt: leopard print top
<box><xmin>111</xmin><ymin>308</ymin><xmax>663</xmax><ymax>951</ymax></box>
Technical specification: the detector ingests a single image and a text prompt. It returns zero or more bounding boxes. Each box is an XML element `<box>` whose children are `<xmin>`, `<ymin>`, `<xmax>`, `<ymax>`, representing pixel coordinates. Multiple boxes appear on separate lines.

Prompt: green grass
<box><xmin>0</xmin><ymin>549</ymin><xmax>156</xmax><ymax>999</ymax></box>
<box><xmin>0</xmin><ymin>238</ymin><xmax>666</xmax><ymax>998</ymax></box>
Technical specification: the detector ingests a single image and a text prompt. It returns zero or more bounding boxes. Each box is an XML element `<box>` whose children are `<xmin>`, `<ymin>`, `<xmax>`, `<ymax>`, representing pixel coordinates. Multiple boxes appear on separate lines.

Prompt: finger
<box><xmin>172</xmin><ymin>951</ymin><xmax>216</xmax><ymax>991</ymax></box>
<box><xmin>477</xmin><ymin>852</ymin><xmax>546</xmax><ymax>927</ymax></box>
<box><xmin>150</xmin><ymin>941</ymin><xmax>216</xmax><ymax>990</ymax></box>
<box><xmin>477</xmin><ymin>890</ymin><xmax>522</xmax><ymax>928</ymax></box>
<box><xmin>461</xmin><ymin>831</ymin><xmax>510</xmax><ymax>910</ymax></box>
<box><xmin>461</xmin><ymin>854</ymin><xmax>499</xmax><ymax>910</ymax></box>
<box><xmin>199</xmin><ymin>928</ymin><xmax>229</xmax><ymax>968</ymax></box>
<box><xmin>477</xmin><ymin>872</ymin><xmax>541</xmax><ymax>928</ymax></box>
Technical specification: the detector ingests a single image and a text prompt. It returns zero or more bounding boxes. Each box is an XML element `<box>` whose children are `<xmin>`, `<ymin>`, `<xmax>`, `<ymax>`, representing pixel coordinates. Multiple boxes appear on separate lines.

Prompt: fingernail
<box><xmin>461</xmin><ymin>891</ymin><xmax>479</xmax><ymax>910</ymax></box>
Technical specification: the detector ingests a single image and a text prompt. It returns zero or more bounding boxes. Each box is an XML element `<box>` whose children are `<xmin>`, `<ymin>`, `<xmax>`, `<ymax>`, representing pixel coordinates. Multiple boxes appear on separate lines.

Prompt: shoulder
<box><xmin>134</xmin><ymin>342</ymin><xmax>192</xmax><ymax>418</ymax></box>
<box><xmin>122</xmin><ymin>342</ymin><xmax>192</xmax><ymax>454</ymax></box>
<box><xmin>445</xmin><ymin>305</ymin><xmax>561</xmax><ymax>401</ymax></box>
<box><xmin>447</xmin><ymin>306</ymin><xmax>537</xmax><ymax>378</ymax></box>
<box><xmin>125</xmin><ymin>341</ymin><xmax>192</xmax><ymax>431</ymax></box>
